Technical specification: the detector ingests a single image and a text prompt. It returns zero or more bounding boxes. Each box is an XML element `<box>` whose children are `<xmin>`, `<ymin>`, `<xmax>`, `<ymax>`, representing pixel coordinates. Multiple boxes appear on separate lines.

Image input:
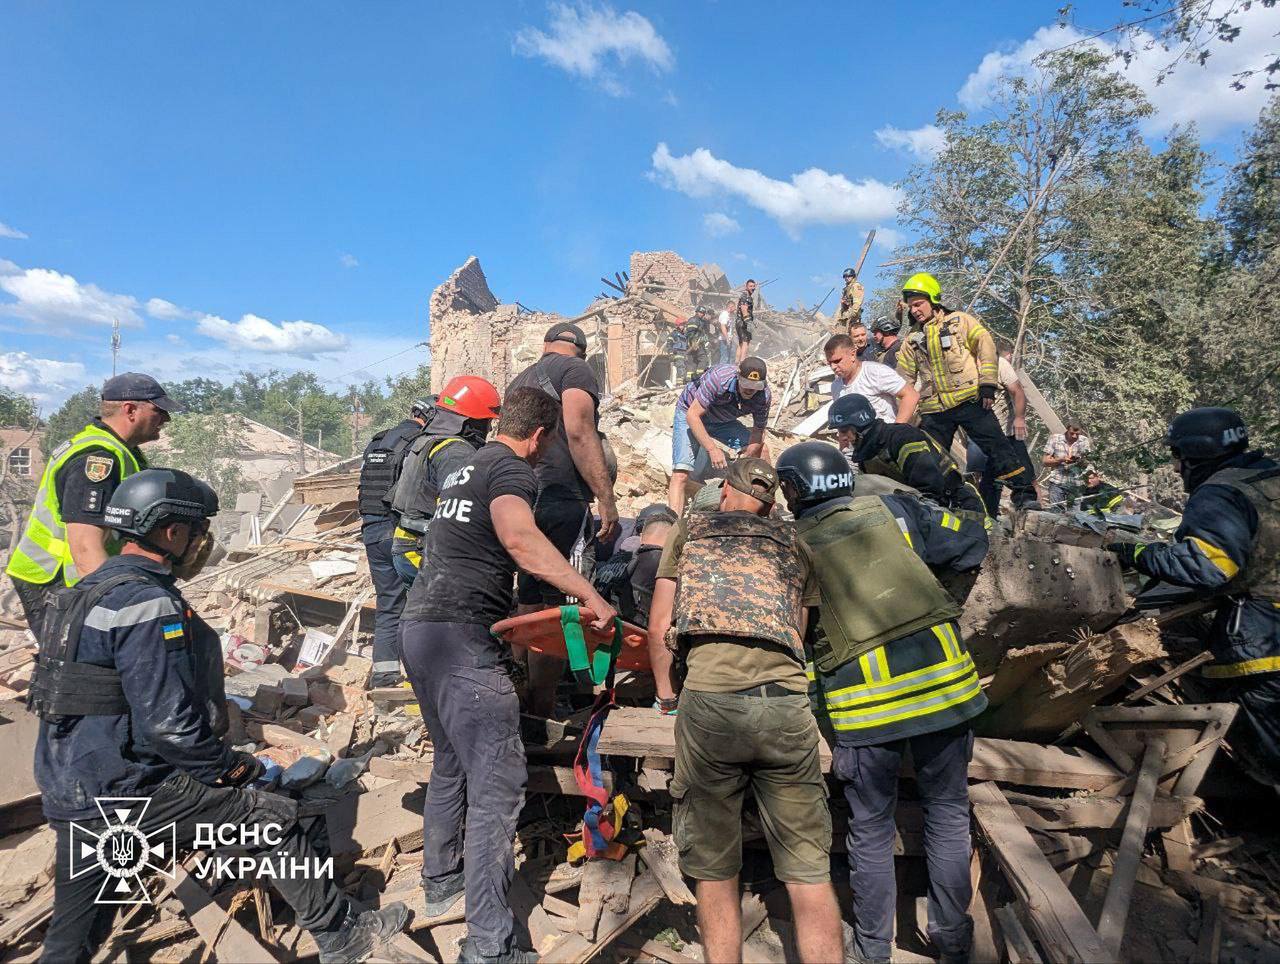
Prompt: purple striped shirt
<box><xmin>676</xmin><ymin>364</ymin><xmax>772</xmax><ymax>428</ymax></box>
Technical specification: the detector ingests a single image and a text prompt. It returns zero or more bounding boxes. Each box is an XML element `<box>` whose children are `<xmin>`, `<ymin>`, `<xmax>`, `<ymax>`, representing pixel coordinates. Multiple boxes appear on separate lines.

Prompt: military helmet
<box><xmin>776</xmin><ymin>441</ymin><xmax>854</xmax><ymax>510</ymax></box>
<box><xmin>828</xmin><ymin>393</ymin><xmax>878</xmax><ymax>433</ymax></box>
<box><xmin>104</xmin><ymin>468</ymin><xmax>219</xmax><ymax>539</ymax></box>
<box><xmin>842</xmin><ymin>268</ymin><xmax>856</xmax><ymax>280</ymax></box>
<box><xmin>1167</xmin><ymin>407</ymin><xmax>1249</xmax><ymax>462</ymax></box>
<box><xmin>871</xmin><ymin>317</ymin><xmax>900</xmax><ymax>335</ymax></box>
<box><xmin>411</xmin><ymin>396</ymin><xmax>437</xmax><ymax>418</ymax></box>
<box><xmin>902</xmin><ymin>272</ymin><xmax>942</xmax><ymax>306</ymax></box>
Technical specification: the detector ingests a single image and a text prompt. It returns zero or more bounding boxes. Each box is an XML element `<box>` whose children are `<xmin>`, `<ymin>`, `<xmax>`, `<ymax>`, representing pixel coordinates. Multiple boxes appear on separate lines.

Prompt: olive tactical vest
<box><xmin>674</xmin><ymin>513</ymin><xmax>808</xmax><ymax>660</ymax></box>
<box><xmin>797</xmin><ymin>497</ymin><xmax>961</xmax><ymax>673</ymax></box>
<box><xmin>1206</xmin><ymin>465</ymin><xmax>1280</xmax><ymax>600</ymax></box>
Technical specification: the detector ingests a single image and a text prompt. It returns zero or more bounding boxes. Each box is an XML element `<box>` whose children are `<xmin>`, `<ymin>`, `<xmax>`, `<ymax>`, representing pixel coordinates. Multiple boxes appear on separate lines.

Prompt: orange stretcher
<box><xmin>492</xmin><ymin>606</ymin><xmax>652</xmax><ymax>673</ymax></box>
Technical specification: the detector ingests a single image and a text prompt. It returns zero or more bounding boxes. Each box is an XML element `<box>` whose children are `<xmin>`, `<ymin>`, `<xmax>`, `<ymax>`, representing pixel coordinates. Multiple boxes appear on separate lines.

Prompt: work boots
<box><xmin>314</xmin><ymin>900</ymin><xmax>411</xmax><ymax>963</ymax></box>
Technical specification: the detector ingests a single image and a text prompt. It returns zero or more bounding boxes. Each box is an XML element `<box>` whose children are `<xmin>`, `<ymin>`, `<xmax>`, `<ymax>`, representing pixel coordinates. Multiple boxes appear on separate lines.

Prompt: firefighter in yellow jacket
<box><xmin>895</xmin><ymin>273</ymin><xmax>1039</xmax><ymax>509</ymax></box>
<box><xmin>777</xmin><ymin>441</ymin><xmax>989</xmax><ymax>964</ymax></box>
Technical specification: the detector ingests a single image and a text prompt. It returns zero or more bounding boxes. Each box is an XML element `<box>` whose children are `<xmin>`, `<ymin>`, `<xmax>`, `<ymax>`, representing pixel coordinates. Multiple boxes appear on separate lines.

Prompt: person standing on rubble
<box><xmin>833</xmin><ymin>267</ymin><xmax>864</xmax><ymax>334</ymax></box>
<box><xmin>716</xmin><ymin>303</ymin><xmax>734</xmax><ymax>365</ymax></box>
<box><xmin>399</xmin><ymin>387</ymin><xmax>616</xmax><ymax>963</ymax></box>
<box><xmin>734</xmin><ymin>279</ymin><xmax>757</xmax><ymax>364</ymax></box>
<box><xmin>645</xmin><ymin>459</ymin><xmax>846</xmax><ymax>963</ymax></box>
<box><xmin>1042</xmin><ymin>420</ymin><xmax>1092</xmax><ymax>507</ymax></box>
<box><xmin>979</xmin><ymin>341</ymin><xmax>1038</xmax><ymax>517</ymax></box>
<box><xmin>827</xmin><ymin>393</ymin><xmax>985</xmax><ymax>516</ymax></box>
<box><xmin>1107</xmin><ymin>408</ymin><xmax>1280</xmax><ymax>786</ymax></box>
<box><xmin>776</xmin><ymin>441</ymin><xmax>989</xmax><ymax>964</ymax></box>
<box><xmin>507</xmin><ymin>322</ymin><xmax>619</xmax><ymax>717</ymax></box>
<box><xmin>6</xmin><ymin>373</ymin><xmax>181</xmax><ymax>632</ymax></box>
<box><xmin>386</xmin><ymin>377</ymin><xmax>502</xmax><ymax>589</ymax></box>
<box><xmin>848</xmin><ymin>322</ymin><xmax>878</xmax><ymax>362</ymax></box>
<box><xmin>895</xmin><ymin>273</ymin><xmax>1040</xmax><ymax>510</ymax></box>
<box><xmin>825</xmin><ymin>334</ymin><xmax>918</xmax><ymax>425</ymax></box>
<box><xmin>29</xmin><ymin>468</ymin><xmax>409</xmax><ymax>964</ymax></box>
<box><xmin>871</xmin><ymin>317</ymin><xmax>903</xmax><ymax>371</ymax></box>
<box><xmin>667</xmin><ymin>357</ymin><xmax>772</xmax><ymax>514</ymax></box>
<box><xmin>357</xmin><ymin>398</ymin><xmax>435</xmax><ymax>688</ymax></box>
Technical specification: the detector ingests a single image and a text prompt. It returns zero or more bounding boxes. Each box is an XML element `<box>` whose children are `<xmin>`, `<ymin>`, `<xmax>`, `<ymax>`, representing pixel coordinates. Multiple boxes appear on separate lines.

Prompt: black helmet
<box><xmin>842</xmin><ymin>268</ymin><xmax>856</xmax><ymax>280</ymax></box>
<box><xmin>776</xmin><ymin>441</ymin><xmax>854</xmax><ymax>510</ymax></box>
<box><xmin>828</xmin><ymin>393</ymin><xmax>878</xmax><ymax>433</ymax></box>
<box><xmin>411</xmin><ymin>395</ymin><xmax>437</xmax><ymax>418</ymax></box>
<box><xmin>871</xmin><ymin>317</ymin><xmax>900</xmax><ymax>335</ymax></box>
<box><xmin>1167</xmin><ymin>407</ymin><xmax>1248</xmax><ymax>462</ymax></box>
<box><xmin>636</xmin><ymin>503</ymin><xmax>678</xmax><ymax>533</ymax></box>
<box><xmin>104</xmin><ymin>469</ymin><xmax>219</xmax><ymax>539</ymax></box>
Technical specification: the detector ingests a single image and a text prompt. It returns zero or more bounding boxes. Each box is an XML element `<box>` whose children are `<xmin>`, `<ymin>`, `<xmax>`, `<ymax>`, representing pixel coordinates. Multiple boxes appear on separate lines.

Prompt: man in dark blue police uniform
<box><xmin>31</xmin><ymin>469</ymin><xmax>408</xmax><ymax>963</ymax></box>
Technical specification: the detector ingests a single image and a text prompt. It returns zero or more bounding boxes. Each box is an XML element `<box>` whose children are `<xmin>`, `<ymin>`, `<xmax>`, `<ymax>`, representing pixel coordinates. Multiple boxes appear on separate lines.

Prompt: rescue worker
<box><xmin>776</xmin><ymin>441</ymin><xmax>989</xmax><ymax>964</ymax></box>
<box><xmin>667</xmin><ymin>357</ymin><xmax>772</xmax><ymax>514</ymax></box>
<box><xmin>715</xmin><ymin>303</ymin><xmax>734</xmax><ymax>365</ymax></box>
<box><xmin>980</xmin><ymin>343</ymin><xmax>1038</xmax><ymax>517</ymax></box>
<box><xmin>834</xmin><ymin>267</ymin><xmax>864</xmax><ymax>333</ymax></box>
<box><xmin>895</xmin><ymin>273</ymin><xmax>1039</xmax><ymax>509</ymax></box>
<box><xmin>666</xmin><ymin>317</ymin><xmax>693</xmax><ymax>384</ymax></box>
<box><xmin>1079</xmin><ymin>468</ymin><xmax>1124</xmax><ymax>516</ymax></box>
<box><xmin>871</xmin><ymin>317</ymin><xmax>903</xmax><ymax>371</ymax></box>
<box><xmin>686</xmin><ymin>307</ymin><xmax>712</xmax><ymax>380</ymax></box>
<box><xmin>590</xmin><ymin>503</ymin><xmax>677</xmax><ymax>627</ymax></box>
<box><xmin>357</xmin><ymin>398</ymin><xmax>433</xmax><ymax>687</ymax></box>
<box><xmin>646</xmin><ymin>459</ymin><xmax>845</xmax><ymax>963</ymax></box>
<box><xmin>827</xmin><ymin>393</ymin><xmax>985</xmax><ymax>516</ymax></box>
<box><xmin>1106</xmin><ymin>408</ymin><xmax>1280</xmax><ymax>785</ymax></box>
<box><xmin>31</xmin><ymin>469</ymin><xmax>408</xmax><ymax>963</ymax></box>
<box><xmin>387</xmin><ymin>377</ymin><xmax>502</xmax><ymax>589</ymax></box>
<box><xmin>399</xmin><ymin>387</ymin><xmax>616</xmax><ymax>963</ymax></box>
<box><xmin>508</xmin><ymin>323</ymin><xmax>619</xmax><ymax>716</ymax></box>
<box><xmin>825</xmin><ymin>333</ymin><xmax>918</xmax><ymax>424</ymax></box>
<box><xmin>6</xmin><ymin>373</ymin><xmax>181</xmax><ymax>631</ymax></box>
<box><xmin>734</xmin><ymin>280</ymin><xmax>757</xmax><ymax>364</ymax></box>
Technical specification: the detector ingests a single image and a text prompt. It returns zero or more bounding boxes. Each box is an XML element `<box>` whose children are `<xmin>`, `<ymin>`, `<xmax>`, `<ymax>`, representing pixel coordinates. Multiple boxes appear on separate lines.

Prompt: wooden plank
<box><xmin>640</xmin><ymin>829</ymin><xmax>695</xmax><ymax>906</ymax></box>
<box><xmin>1001</xmin><ymin>790</ymin><xmax>1200</xmax><ymax>833</ymax></box>
<box><xmin>1097</xmin><ymin>739</ymin><xmax>1165</xmax><ymax>956</ymax></box>
<box><xmin>994</xmin><ymin>904</ymin><xmax>1044</xmax><ymax>964</ymax></box>
<box><xmin>575</xmin><ymin>860</ymin><xmax>609</xmax><ymax>941</ymax></box>
<box><xmin>1197</xmin><ymin>895</ymin><xmax>1222</xmax><ymax>964</ymax></box>
<box><xmin>544</xmin><ymin>871</ymin><xmax>665</xmax><ymax>964</ymax></box>
<box><xmin>172</xmin><ymin>867</ymin><xmax>275</xmax><ymax>963</ymax></box>
<box><xmin>1123</xmin><ymin>651</ymin><xmax>1214</xmax><ymax>704</ymax></box>
<box><xmin>970</xmin><ymin>782</ymin><xmax>1109</xmax><ymax>963</ymax></box>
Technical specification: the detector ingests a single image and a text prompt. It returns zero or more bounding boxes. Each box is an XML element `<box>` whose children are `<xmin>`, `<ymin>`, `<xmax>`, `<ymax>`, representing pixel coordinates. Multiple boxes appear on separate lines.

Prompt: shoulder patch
<box><xmin>84</xmin><ymin>455</ymin><xmax>114</xmax><ymax>483</ymax></box>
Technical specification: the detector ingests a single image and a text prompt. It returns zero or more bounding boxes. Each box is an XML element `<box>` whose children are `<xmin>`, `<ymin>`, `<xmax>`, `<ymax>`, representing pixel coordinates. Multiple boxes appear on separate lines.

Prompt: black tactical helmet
<box><xmin>828</xmin><ymin>393</ymin><xmax>878</xmax><ymax>433</ymax></box>
<box><xmin>411</xmin><ymin>396</ymin><xmax>437</xmax><ymax>418</ymax></box>
<box><xmin>1167</xmin><ymin>407</ymin><xmax>1249</xmax><ymax>462</ymax></box>
<box><xmin>104</xmin><ymin>469</ymin><xmax>219</xmax><ymax>539</ymax></box>
<box><xmin>636</xmin><ymin>503</ymin><xmax>678</xmax><ymax>533</ymax></box>
<box><xmin>871</xmin><ymin>317</ymin><xmax>900</xmax><ymax>335</ymax></box>
<box><xmin>776</xmin><ymin>441</ymin><xmax>854</xmax><ymax>510</ymax></box>
<box><xmin>842</xmin><ymin>268</ymin><xmax>856</xmax><ymax>280</ymax></box>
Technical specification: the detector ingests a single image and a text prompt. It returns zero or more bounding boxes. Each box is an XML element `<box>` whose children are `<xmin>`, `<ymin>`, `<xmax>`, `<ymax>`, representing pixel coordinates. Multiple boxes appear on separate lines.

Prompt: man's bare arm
<box><xmin>894</xmin><ymin>383</ymin><xmax>919</xmax><ymax>424</ymax></box>
<box><xmin>491</xmin><ymin>494</ymin><xmax>616</xmax><ymax>629</ymax></box>
<box><xmin>646</xmin><ymin>577</ymin><xmax>679</xmax><ymax>701</ymax></box>
<box><xmin>742</xmin><ymin>425</ymin><xmax>766</xmax><ymax>459</ymax></box>
<box><xmin>685</xmin><ymin>398</ymin><xmax>731</xmax><ymax>469</ymax></box>
<box><xmin>66</xmin><ymin>522</ymin><xmax>110</xmax><ymax>579</ymax></box>
<box><xmin>1007</xmin><ymin>378</ymin><xmax>1028</xmax><ymax>439</ymax></box>
<box><xmin>562</xmin><ymin>387</ymin><xmax>618</xmax><ymax>542</ymax></box>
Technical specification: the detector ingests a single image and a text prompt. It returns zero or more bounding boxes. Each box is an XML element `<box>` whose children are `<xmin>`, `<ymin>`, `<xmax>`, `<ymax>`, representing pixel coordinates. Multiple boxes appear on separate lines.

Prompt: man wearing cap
<box><xmin>735</xmin><ymin>280</ymin><xmax>758</xmax><ymax>364</ymax></box>
<box><xmin>646</xmin><ymin>458</ymin><xmax>845</xmax><ymax>963</ymax></box>
<box><xmin>508</xmin><ymin>322</ymin><xmax>620</xmax><ymax>717</ymax></box>
<box><xmin>6</xmin><ymin>373</ymin><xmax>181</xmax><ymax>630</ymax></box>
<box><xmin>667</xmin><ymin>358</ymin><xmax>772</xmax><ymax>514</ymax></box>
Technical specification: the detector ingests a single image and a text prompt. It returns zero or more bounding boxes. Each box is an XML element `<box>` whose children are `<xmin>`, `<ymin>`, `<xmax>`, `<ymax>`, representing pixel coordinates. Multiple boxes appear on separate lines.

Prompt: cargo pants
<box><xmin>361</xmin><ymin>515</ymin><xmax>407</xmax><ymax>679</ymax></box>
<box><xmin>401</xmin><ymin>619</ymin><xmax>528</xmax><ymax>958</ymax></box>
<box><xmin>922</xmin><ymin>401</ymin><xmax>1038</xmax><ymax>508</ymax></box>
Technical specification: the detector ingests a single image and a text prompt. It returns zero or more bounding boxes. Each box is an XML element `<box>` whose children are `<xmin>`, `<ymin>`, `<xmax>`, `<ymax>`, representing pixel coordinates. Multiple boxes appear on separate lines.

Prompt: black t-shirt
<box><xmin>507</xmin><ymin>353</ymin><xmax>600</xmax><ymax>502</ymax></box>
<box><xmin>629</xmin><ymin>544</ymin><xmax>663</xmax><ymax>625</ymax></box>
<box><xmin>54</xmin><ymin>422</ymin><xmax>145</xmax><ymax>526</ymax></box>
<box><xmin>403</xmin><ymin>441</ymin><xmax>538</xmax><ymax>627</ymax></box>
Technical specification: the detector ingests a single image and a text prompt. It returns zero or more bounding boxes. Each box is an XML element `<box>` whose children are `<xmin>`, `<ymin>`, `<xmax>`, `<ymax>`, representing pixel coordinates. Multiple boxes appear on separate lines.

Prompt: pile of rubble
<box><xmin>2</xmin><ymin>251</ymin><xmax>1280</xmax><ymax>963</ymax></box>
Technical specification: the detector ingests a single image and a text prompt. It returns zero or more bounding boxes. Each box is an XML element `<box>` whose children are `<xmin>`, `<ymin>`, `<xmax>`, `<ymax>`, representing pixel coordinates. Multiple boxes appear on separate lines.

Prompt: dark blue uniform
<box><xmin>1129</xmin><ymin>451</ymin><xmax>1280</xmax><ymax>780</ymax></box>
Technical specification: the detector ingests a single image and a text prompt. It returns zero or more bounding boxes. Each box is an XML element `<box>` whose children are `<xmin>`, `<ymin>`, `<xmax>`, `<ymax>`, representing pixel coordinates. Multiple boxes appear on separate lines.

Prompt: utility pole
<box><xmin>110</xmin><ymin>319</ymin><xmax>121</xmax><ymax>376</ymax></box>
<box><xmin>283</xmin><ymin>398</ymin><xmax>306</xmax><ymax>473</ymax></box>
<box><xmin>349</xmin><ymin>390</ymin><xmax>362</xmax><ymax>457</ymax></box>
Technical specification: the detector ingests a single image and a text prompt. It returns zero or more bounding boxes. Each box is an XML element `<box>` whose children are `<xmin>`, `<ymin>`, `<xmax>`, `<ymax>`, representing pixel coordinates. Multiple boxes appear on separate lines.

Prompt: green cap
<box><xmin>723</xmin><ymin>457</ymin><xmax>779</xmax><ymax>506</ymax></box>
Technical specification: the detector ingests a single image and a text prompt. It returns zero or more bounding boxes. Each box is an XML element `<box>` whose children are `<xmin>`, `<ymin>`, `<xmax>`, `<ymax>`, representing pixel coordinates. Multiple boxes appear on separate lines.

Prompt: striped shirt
<box><xmin>677</xmin><ymin>364</ymin><xmax>772</xmax><ymax>428</ymax></box>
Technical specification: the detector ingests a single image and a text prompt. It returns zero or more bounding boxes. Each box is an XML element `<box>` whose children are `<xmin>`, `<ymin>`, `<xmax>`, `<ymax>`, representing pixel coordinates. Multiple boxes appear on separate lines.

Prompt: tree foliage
<box><xmin>159</xmin><ymin>413</ymin><xmax>248</xmax><ymax>508</ymax></box>
<box><xmin>43</xmin><ymin>387</ymin><xmax>102</xmax><ymax>455</ymax></box>
<box><xmin>0</xmin><ymin>388</ymin><xmax>38</xmax><ymax>429</ymax></box>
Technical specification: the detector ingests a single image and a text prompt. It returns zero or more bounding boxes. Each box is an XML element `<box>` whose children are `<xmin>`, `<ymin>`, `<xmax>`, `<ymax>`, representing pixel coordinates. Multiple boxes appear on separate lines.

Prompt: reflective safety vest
<box><xmin>6</xmin><ymin>424</ymin><xmax>144</xmax><ymax>587</ymax></box>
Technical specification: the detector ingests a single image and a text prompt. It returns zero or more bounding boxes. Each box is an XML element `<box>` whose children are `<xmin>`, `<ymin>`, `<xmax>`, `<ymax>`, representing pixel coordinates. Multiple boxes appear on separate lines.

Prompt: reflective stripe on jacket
<box><xmin>897</xmin><ymin>308</ymin><xmax>998</xmax><ymax>413</ymax></box>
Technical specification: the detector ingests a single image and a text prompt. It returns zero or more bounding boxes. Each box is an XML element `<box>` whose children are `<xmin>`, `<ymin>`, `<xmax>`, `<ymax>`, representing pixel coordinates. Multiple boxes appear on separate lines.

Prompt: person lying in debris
<box><xmin>590</xmin><ymin>503</ymin><xmax>677</xmax><ymax>627</ymax></box>
<box><xmin>667</xmin><ymin>356</ymin><xmax>772</xmax><ymax>514</ymax></box>
<box><xmin>28</xmin><ymin>469</ymin><xmax>410</xmax><ymax>964</ymax></box>
<box><xmin>827</xmin><ymin>392</ymin><xmax>986</xmax><ymax>517</ymax></box>
<box><xmin>645</xmin><ymin>458</ymin><xmax>846</xmax><ymax>963</ymax></box>
<box><xmin>777</xmin><ymin>441</ymin><xmax>990</xmax><ymax>964</ymax></box>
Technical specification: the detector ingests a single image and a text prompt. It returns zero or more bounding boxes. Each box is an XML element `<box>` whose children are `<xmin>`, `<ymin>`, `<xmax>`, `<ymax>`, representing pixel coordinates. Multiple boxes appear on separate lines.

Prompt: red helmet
<box><xmin>437</xmin><ymin>376</ymin><xmax>501</xmax><ymax>421</ymax></box>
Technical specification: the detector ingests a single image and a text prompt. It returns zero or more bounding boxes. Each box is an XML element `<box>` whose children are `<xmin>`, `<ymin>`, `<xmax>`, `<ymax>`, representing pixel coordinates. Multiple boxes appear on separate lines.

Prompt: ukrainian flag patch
<box><xmin>162</xmin><ymin>623</ymin><xmax>184</xmax><ymax>640</ymax></box>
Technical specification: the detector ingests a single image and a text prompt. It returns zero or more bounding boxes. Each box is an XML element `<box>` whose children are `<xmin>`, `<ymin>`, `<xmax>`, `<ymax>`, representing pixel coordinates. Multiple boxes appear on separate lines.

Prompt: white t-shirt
<box><xmin>831</xmin><ymin>361</ymin><xmax>906</xmax><ymax>423</ymax></box>
<box><xmin>717</xmin><ymin>310</ymin><xmax>732</xmax><ymax>340</ymax></box>
<box><xmin>991</xmin><ymin>356</ymin><xmax>1021</xmax><ymax>436</ymax></box>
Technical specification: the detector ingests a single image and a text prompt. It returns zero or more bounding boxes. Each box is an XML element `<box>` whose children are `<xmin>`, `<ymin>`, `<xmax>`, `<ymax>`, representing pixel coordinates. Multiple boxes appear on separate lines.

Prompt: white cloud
<box><xmin>960</xmin><ymin>9</ymin><xmax>1278</xmax><ymax>136</ymax></box>
<box><xmin>514</xmin><ymin>3</ymin><xmax>673</xmax><ymax>96</ymax></box>
<box><xmin>874</xmin><ymin>226</ymin><xmax>905</xmax><ymax>250</ymax></box>
<box><xmin>875</xmin><ymin>124</ymin><xmax>947</xmax><ymax>160</ymax></box>
<box><xmin>145</xmin><ymin>297</ymin><xmax>198</xmax><ymax>321</ymax></box>
<box><xmin>339</xmin><ymin>253</ymin><xmax>359</xmax><ymax>269</ymax></box>
<box><xmin>0</xmin><ymin>222</ymin><xmax>28</xmax><ymax>240</ymax></box>
<box><xmin>702</xmin><ymin>212</ymin><xmax>741</xmax><ymax>237</ymax></box>
<box><xmin>0</xmin><ymin>260</ymin><xmax>143</xmax><ymax>329</ymax></box>
<box><xmin>196</xmin><ymin>313</ymin><xmax>349</xmax><ymax>357</ymax></box>
<box><xmin>650</xmin><ymin>143</ymin><xmax>901</xmax><ymax>238</ymax></box>
<box><xmin>0</xmin><ymin>351</ymin><xmax>87</xmax><ymax>410</ymax></box>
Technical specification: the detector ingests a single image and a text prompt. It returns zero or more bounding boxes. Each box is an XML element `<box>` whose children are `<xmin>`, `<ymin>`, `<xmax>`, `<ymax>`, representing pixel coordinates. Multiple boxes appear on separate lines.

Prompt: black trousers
<box><xmin>9</xmin><ymin>573</ymin><xmax>51</xmax><ymax>633</ymax></box>
<box><xmin>922</xmin><ymin>401</ymin><xmax>1037</xmax><ymax>507</ymax></box>
<box><xmin>41</xmin><ymin>773</ymin><xmax>343</xmax><ymax>964</ymax></box>
<box><xmin>977</xmin><ymin>436</ymin><xmax>1038</xmax><ymax>516</ymax></box>
<box><xmin>362</xmin><ymin>516</ymin><xmax>407</xmax><ymax>677</ymax></box>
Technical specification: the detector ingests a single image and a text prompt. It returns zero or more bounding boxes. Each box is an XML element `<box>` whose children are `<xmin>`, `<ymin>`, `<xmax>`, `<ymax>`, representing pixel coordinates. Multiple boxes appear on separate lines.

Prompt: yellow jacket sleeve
<box><xmin>964</xmin><ymin>316</ymin><xmax>998</xmax><ymax>387</ymax></box>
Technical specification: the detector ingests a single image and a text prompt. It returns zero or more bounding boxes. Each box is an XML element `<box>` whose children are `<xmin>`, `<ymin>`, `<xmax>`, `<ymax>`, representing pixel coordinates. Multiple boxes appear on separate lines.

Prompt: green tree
<box><xmin>43</xmin><ymin>386</ymin><xmax>101</xmax><ymax>455</ymax></box>
<box><xmin>156</xmin><ymin>413</ymin><xmax>247</xmax><ymax>507</ymax></box>
<box><xmin>1219</xmin><ymin>94</ymin><xmax>1280</xmax><ymax>268</ymax></box>
<box><xmin>168</xmin><ymin>377</ymin><xmax>234</xmax><ymax>415</ymax></box>
<box><xmin>0</xmin><ymin>387</ymin><xmax>38</xmax><ymax>428</ymax></box>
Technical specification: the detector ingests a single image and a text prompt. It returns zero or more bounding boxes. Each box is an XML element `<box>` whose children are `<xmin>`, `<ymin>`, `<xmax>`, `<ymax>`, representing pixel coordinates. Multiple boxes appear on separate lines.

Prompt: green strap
<box><xmin>560</xmin><ymin>605</ymin><xmax>623</xmax><ymax>686</ymax></box>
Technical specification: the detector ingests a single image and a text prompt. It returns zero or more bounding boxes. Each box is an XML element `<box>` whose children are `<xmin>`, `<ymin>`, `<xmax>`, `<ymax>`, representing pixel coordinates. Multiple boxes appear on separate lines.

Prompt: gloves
<box><xmin>221</xmin><ymin>750</ymin><xmax>265</xmax><ymax>787</ymax></box>
<box><xmin>1105</xmin><ymin>542</ymin><xmax>1145</xmax><ymax>571</ymax></box>
<box><xmin>978</xmin><ymin>384</ymin><xmax>997</xmax><ymax>403</ymax></box>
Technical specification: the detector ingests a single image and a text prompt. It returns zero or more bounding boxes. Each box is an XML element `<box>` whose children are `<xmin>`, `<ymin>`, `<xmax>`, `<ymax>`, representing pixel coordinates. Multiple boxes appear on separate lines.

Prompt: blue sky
<box><xmin>1</xmin><ymin>0</ymin><xmax>1276</xmax><ymax>410</ymax></box>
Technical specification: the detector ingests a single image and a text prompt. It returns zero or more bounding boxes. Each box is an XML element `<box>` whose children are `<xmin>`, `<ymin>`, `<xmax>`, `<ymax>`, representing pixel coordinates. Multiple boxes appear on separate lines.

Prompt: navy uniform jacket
<box><xmin>35</xmin><ymin>554</ymin><xmax>233</xmax><ymax>822</ymax></box>
<box><xmin>1131</xmin><ymin>451</ymin><xmax>1280</xmax><ymax>674</ymax></box>
<box><xmin>860</xmin><ymin>422</ymin><xmax>986</xmax><ymax>516</ymax></box>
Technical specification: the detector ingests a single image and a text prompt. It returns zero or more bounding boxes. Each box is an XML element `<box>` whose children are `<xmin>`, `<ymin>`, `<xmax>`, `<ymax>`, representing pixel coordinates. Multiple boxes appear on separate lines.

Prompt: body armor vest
<box><xmin>358</xmin><ymin>419</ymin><xmax>426</xmax><ymax>517</ymax></box>
<box><xmin>389</xmin><ymin>433</ymin><xmax>470</xmax><ymax>532</ymax></box>
<box><xmin>798</xmin><ymin>497</ymin><xmax>961</xmax><ymax>673</ymax></box>
<box><xmin>674</xmin><ymin>513</ymin><xmax>808</xmax><ymax>660</ymax></box>
<box><xmin>1206</xmin><ymin>465</ymin><xmax>1280</xmax><ymax>600</ymax></box>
